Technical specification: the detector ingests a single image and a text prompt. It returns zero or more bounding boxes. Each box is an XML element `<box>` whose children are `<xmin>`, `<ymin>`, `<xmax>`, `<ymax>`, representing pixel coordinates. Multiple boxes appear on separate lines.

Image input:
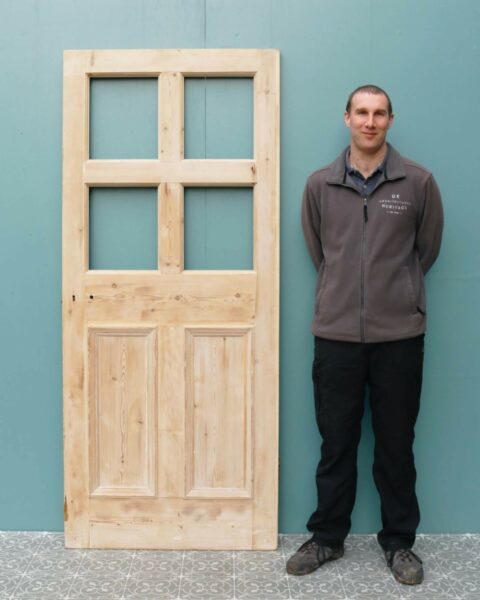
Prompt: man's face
<box><xmin>344</xmin><ymin>92</ymin><xmax>394</xmax><ymax>155</ymax></box>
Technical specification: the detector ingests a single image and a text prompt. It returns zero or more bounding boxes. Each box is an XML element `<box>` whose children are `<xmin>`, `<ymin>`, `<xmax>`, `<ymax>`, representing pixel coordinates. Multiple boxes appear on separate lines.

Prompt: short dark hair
<box><xmin>346</xmin><ymin>85</ymin><xmax>393</xmax><ymax>115</ymax></box>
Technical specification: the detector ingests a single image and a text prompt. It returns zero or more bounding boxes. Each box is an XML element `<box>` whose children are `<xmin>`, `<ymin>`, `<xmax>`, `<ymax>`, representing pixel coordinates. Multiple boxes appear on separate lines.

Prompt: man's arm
<box><xmin>416</xmin><ymin>174</ymin><xmax>444</xmax><ymax>274</ymax></box>
<box><xmin>301</xmin><ymin>180</ymin><xmax>324</xmax><ymax>270</ymax></box>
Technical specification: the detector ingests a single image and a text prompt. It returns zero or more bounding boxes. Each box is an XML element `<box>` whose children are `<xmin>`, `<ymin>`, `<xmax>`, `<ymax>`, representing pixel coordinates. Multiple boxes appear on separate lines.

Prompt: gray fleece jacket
<box><xmin>301</xmin><ymin>144</ymin><xmax>444</xmax><ymax>343</ymax></box>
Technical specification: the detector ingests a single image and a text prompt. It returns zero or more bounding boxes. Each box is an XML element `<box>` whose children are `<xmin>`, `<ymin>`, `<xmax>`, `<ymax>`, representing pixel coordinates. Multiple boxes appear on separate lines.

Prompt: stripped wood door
<box><xmin>62</xmin><ymin>50</ymin><xmax>280</xmax><ymax>549</ymax></box>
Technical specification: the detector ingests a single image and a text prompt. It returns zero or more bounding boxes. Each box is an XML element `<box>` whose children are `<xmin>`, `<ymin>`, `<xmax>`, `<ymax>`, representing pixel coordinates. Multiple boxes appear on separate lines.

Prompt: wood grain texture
<box><xmin>62</xmin><ymin>52</ymin><xmax>90</xmax><ymax>548</ymax></box>
<box><xmin>157</xmin><ymin>72</ymin><xmax>184</xmax><ymax>273</ymax></box>
<box><xmin>159</xmin><ymin>183</ymin><xmax>184</xmax><ymax>272</ymax></box>
<box><xmin>158</xmin><ymin>72</ymin><xmax>184</xmax><ymax>160</ymax></box>
<box><xmin>83</xmin><ymin>271</ymin><xmax>256</xmax><ymax>323</ymax></box>
<box><xmin>185</xmin><ymin>327</ymin><xmax>253</xmax><ymax>499</ymax></box>
<box><xmin>84</xmin><ymin>159</ymin><xmax>256</xmax><ymax>186</ymax></box>
<box><xmin>63</xmin><ymin>49</ymin><xmax>279</xmax><ymax>550</ymax></box>
<box><xmin>65</xmin><ymin>49</ymin><xmax>268</xmax><ymax>76</ymax></box>
<box><xmin>157</xmin><ymin>326</ymin><xmax>185</xmax><ymax>498</ymax></box>
<box><xmin>88</xmin><ymin>327</ymin><xmax>157</xmax><ymax>497</ymax></box>
<box><xmin>252</xmin><ymin>51</ymin><xmax>280</xmax><ymax>549</ymax></box>
<box><xmin>89</xmin><ymin>497</ymin><xmax>252</xmax><ymax>549</ymax></box>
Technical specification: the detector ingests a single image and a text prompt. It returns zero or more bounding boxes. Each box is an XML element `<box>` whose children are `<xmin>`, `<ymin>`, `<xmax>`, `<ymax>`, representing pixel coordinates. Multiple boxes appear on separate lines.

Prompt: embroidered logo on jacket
<box><xmin>379</xmin><ymin>194</ymin><xmax>411</xmax><ymax>215</ymax></box>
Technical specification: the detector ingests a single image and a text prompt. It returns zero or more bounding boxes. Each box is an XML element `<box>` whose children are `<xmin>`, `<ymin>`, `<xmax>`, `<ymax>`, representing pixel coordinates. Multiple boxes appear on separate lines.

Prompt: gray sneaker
<box><xmin>286</xmin><ymin>538</ymin><xmax>344</xmax><ymax>576</ymax></box>
<box><xmin>385</xmin><ymin>549</ymin><xmax>424</xmax><ymax>585</ymax></box>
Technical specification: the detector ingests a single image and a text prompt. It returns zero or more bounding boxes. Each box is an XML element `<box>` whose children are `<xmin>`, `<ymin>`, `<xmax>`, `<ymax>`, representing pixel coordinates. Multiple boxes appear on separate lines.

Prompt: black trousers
<box><xmin>306</xmin><ymin>335</ymin><xmax>424</xmax><ymax>551</ymax></box>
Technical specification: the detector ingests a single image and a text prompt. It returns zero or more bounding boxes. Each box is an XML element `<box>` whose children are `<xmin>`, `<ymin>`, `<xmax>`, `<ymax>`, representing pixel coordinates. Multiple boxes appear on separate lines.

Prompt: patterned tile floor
<box><xmin>1</xmin><ymin>532</ymin><xmax>479</xmax><ymax>599</ymax></box>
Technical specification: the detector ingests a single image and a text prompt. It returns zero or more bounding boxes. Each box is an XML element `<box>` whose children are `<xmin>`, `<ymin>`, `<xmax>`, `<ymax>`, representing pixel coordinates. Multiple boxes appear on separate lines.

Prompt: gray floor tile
<box><xmin>182</xmin><ymin>550</ymin><xmax>233</xmax><ymax>576</ymax></box>
<box><xmin>134</xmin><ymin>549</ymin><xmax>183</xmax><ymax>561</ymax></box>
<box><xmin>466</xmin><ymin>533</ymin><xmax>480</xmax><ymax>551</ymax></box>
<box><xmin>38</xmin><ymin>532</ymin><xmax>67</xmax><ymax>552</ymax></box>
<box><xmin>432</xmin><ymin>542</ymin><xmax>474</xmax><ymax>561</ymax></box>
<box><xmin>0</xmin><ymin>554</ymin><xmax>32</xmax><ymax>575</ymax></box>
<box><xmin>399</xmin><ymin>579</ymin><xmax>458</xmax><ymax>600</ymax></box>
<box><xmin>448</xmin><ymin>571</ymin><xmax>480</xmax><ymax>599</ymax></box>
<box><xmin>0</xmin><ymin>531</ymin><xmax>479</xmax><ymax>599</ymax></box>
<box><xmin>342</xmin><ymin>573</ymin><xmax>403</xmax><ymax>599</ymax></box>
<box><xmin>27</xmin><ymin>551</ymin><xmax>84</xmax><ymax>576</ymax></box>
<box><xmin>77</xmin><ymin>550</ymin><xmax>133</xmax><ymax>576</ymax></box>
<box><xmin>235</xmin><ymin>550</ymin><xmax>286</xmax><ymax>576</ymax></box>
<box><xmin>417</xmin><ymin>559</ymin><xmax>453</xmax><ymax>579</ymax></box>
<box><xmin>124</xmin><ymin>574</ymin><xmax>181</xmax><ymax>598</ymax></box>
<box><xmin>0</xmin><ymin>573</ymin><xmax>25</xmax><ymax>598</ymax></box>
<box><xmin>288</xmin><ymin>575</ymin><xmax>345</xmax><ymax>599</ymax></box>
<box><xmin>129</xmin><ymin>552</ymin><xmax>183</xmax><ymax>577</ymax></box>
<box><xmin>415</xmin><ymin>533</ymin><xmax>468</xmax><ymax>556</ymax></box>
<box><xmin>0</xmin><ymin>532</ymin><xmax>44</xmax><ymax>553</ymax></box>
<box><xmin>436</xmin><ymin>552</ymin><xmax>480</xmax><ymax>575</ymax></box>
<box><xmin>180</xmin><ymin>574</ymin><xmax>234</xmax><ymax>598</ymax></box>
<box><xmin>11</xmin><ymin>572</ymin><xmax>71</xmax><ymax>599</ymax></box>
<box><xmin>68</xmin><ymin>573</ymin><xmax>127</xmax><ymax>598</ymax></box>
<box><xmin>235</xmin><ymin>574</ymin><xmax>290</xmax><ymax>599</ymax></box>
<box><xmin>337</xmin><ymin>556</ymin><xmax>384</xmax><ymax>575</ymax></box>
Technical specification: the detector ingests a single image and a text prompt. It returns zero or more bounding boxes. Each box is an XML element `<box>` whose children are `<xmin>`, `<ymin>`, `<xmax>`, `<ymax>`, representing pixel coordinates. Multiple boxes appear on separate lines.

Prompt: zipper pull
<box><xmin>363</xmin><ymin>198</ymin><xmax>368</xmax><ymax>222</ymax></box>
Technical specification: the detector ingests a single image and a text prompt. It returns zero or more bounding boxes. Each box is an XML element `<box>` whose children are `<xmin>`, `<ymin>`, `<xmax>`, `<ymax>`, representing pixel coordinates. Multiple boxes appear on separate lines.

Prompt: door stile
<box><xmin>251</xmin><ymin>53</ymin><xmax>280</xmax><ymax>549</ymax></box>
<box><xmin>63</xmin><ymin>54</ymin><xmax>91</xmax><ymax>547</ymax></box>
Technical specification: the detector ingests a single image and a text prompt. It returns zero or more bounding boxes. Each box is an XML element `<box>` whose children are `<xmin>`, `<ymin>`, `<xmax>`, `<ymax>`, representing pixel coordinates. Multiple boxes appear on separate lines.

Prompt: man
<box><xmin>287</xmin><ymin>85</ymin><xmax>443</xmax><ymax>585</ymax></box>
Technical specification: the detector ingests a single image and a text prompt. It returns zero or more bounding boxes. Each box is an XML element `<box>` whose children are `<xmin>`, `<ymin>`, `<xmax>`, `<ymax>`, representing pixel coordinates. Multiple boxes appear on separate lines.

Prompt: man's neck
<box><xmin>349</xmin><ymin>143</ymin><xmax>388</xmax><ymax>178</ymax></box>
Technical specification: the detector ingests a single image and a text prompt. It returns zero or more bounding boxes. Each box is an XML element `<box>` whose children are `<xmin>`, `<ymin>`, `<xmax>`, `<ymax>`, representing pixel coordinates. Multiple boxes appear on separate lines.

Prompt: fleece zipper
<box><xmin>360</xmin><ymin>197</ymin><xmax>368</xmax><ymax>342</ymax></box>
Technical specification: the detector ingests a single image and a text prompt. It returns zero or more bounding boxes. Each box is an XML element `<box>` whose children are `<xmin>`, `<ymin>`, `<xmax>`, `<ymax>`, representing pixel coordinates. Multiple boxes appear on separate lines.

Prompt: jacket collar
<box><xmin>326</xmin><ymin>143</ymin><xmax>406</xmax><ymax>185</ymax></box>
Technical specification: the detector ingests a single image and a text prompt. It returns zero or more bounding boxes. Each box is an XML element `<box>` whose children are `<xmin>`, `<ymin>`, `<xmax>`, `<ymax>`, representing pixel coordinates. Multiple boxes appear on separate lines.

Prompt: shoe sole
<box><xmin>286</xmin><ymin>550</ymin><xmax>344</xmax><ymax>576</ymax></box>
<box><xmin>392</xmin><ymin>572</ymin><xmax>424</xmax><ymax>586</ymax></box>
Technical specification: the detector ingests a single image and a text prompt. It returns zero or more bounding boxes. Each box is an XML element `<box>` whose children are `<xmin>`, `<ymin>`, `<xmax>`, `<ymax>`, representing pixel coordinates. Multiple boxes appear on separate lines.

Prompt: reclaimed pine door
<box><xmin>62</xmin><ymin>50</ymin><xmax>279</xmax><ymax>549</ymax></box>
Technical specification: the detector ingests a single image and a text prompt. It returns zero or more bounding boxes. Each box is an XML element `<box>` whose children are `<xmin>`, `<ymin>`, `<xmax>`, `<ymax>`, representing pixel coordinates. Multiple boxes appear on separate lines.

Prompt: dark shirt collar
<box><xmin>326</xmin><ymin>144</ymin><xmax>406</xmax><ymax>185</ymax></box>
<box><xmin>344</xmin><ymin>148</ymin><xmax>390</xmax><ymax>196</ymax></box>
<box><xmin>345</xmin><ymin>147</ymin><xmax>388</xmax><ymax>181</ymax></box>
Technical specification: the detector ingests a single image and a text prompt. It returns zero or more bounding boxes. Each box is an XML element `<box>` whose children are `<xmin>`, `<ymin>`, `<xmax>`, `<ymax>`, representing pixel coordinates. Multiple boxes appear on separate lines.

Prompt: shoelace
<box><xmin>395</xmin><ymin>549</ymin><xmax>423</xmax><ymax>564</ymax></box>
<box><xmin>298</xmin><ymin>540</ymin><xmax>318</xmax><ymax>554</ymax></box>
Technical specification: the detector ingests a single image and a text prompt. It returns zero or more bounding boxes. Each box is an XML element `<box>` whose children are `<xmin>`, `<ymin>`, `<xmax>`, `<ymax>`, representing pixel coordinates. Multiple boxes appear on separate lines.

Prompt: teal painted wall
<box><xmin>1</xmin><ymin>0</ymin><xmax>479</xmax><ymax>534</ymax></box>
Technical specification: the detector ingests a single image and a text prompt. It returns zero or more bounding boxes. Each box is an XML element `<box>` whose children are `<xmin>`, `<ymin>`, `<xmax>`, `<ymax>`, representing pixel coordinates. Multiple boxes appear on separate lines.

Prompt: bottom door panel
<box><xmin>185</xmin><ymin>326</ymin><xmax>253</xmax><ymax>499</ymax></box>
<box><xmin>89</xmin><ymin>498</ymin><xmax>253</xmax><ymax>550</ymax></box>
<box><xmin>88</xmin><ymin>327</ymin><xmax>157</xmax><ymax>498</ymax></box>
<box><xmin>85</xmin><ymin>324</ymin><xmax>257</xmax><ymax>549</ymax></box>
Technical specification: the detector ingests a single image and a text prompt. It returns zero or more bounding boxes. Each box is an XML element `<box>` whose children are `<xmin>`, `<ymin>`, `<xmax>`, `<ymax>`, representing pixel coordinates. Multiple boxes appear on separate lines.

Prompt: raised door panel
<box><xmin>185</xmin><ymin>327</ymin><xmax>253</xmax><ymax>498</ymax></box>
<box><xmin>88</xmin><ymin>327</ymin><xmax>157</xmax><ymax>497</ymax></box>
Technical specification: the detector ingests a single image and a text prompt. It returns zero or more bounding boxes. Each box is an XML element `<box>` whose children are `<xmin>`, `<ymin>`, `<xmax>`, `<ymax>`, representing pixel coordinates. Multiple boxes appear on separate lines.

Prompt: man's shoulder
<box><xmin>306</xmin><ymin>163</ymin><xmax>333</xmax><ymax>185</ymax></box>
<box><xmin>399</xmin><ymin>153</ymin><xmax>431</xmax><ymax>172</ymax></box>
<box><xmin>402</xmin><ymin>156</ymin><xmax>433</xmax><ymax>179</ymax></box>
<box><xmin>388</xmin><ymin>146</ymin><xmax>434</xmax><ymax>183</ymax></box>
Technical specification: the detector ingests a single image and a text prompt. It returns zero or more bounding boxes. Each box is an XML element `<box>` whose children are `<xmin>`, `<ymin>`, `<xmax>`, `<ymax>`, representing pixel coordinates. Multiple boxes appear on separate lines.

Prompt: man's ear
<box><xmin>388</xmin><ymin>113</ymin><xmax>395</xmax><ymax>128</ymax></box>
<box><xmin>344</xmin><ymin>111</ymin><xmax>351</xmax><ymax>128</ymax></box>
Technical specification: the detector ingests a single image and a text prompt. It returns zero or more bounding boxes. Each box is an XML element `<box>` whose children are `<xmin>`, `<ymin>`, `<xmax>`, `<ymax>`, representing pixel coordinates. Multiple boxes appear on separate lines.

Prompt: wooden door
<box><xmin>63</xmin><ymin>50</ymin><xmax>279</xmax><ymax>549</ymax></box>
